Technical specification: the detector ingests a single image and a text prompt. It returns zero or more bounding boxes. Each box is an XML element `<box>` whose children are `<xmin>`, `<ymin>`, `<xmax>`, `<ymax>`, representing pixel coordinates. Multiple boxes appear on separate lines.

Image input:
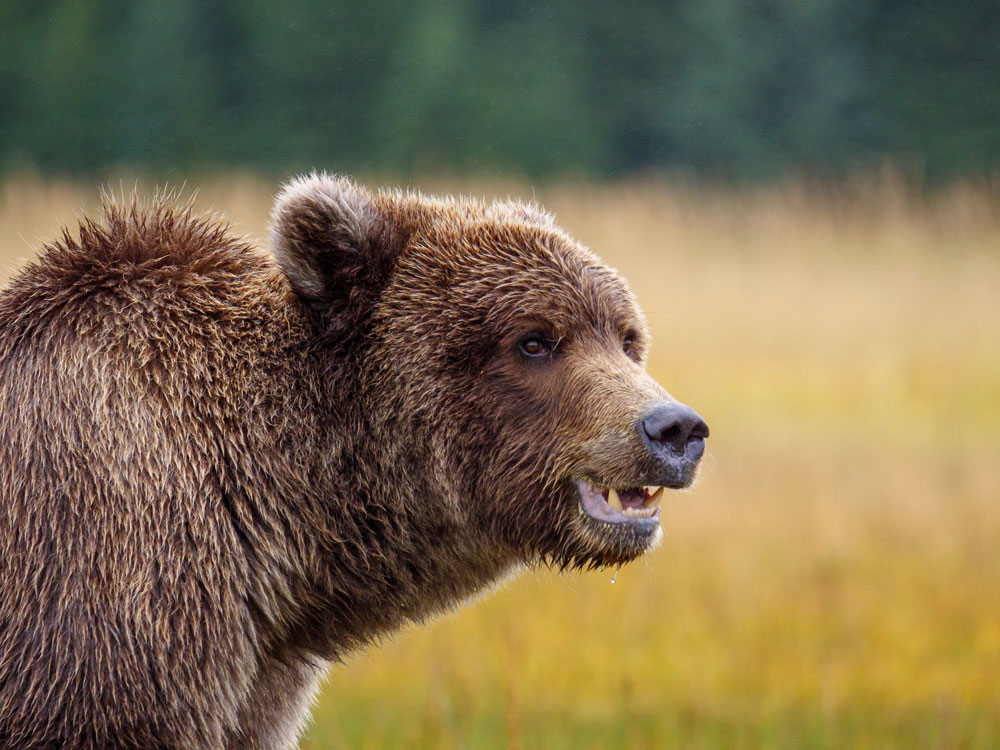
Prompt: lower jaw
<box><xmin>578</xmin><ymin>501</ymin><xmax>661</xmax><ymax>534</ymax></box>
<box><xmin>575</xmin><ymin>502</ymin><xmax>663</xmax><ymax>564</ymax></box>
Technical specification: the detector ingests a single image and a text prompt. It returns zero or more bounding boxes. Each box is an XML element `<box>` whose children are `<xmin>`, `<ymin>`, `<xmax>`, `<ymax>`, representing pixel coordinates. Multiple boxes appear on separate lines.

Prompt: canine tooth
<box><xmin>607</xmin><ymin>488</ymin><xmax>622</xmax><ymax>511</ymax></box>
<box><xmin>644</xmin><ymin>486</ymin><xmax>665</xmax><ymax>509</ymax></box>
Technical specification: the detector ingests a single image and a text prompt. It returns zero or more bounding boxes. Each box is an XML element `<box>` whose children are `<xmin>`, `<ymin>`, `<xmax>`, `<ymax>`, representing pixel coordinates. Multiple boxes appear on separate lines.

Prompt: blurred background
<box><xmin>2</xmin><ymin>1</ymin><xmax>999</xmax><ymax>748</ymax></box>
<box><xmin>3</xmin><ymin>1</ymin><xmax>1000</xmax><ymax>180</ymax></box>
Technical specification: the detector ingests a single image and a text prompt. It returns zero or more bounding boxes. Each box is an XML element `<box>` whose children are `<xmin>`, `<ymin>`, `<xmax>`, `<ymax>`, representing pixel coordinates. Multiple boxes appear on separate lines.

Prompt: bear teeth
<box><xmin>607</xmin><ymin>488</ymin><xmax>622</xmax><ymax>511</ymax></box>
<box><xmin>604</xmin><ymin>487</ymin><xmax>664</xmax><ymax>517</ymax></box>
<box><xmin>621</xmin><ymin>506</ymin><xmax>657</xmax><ymax>517</ymax></box>
<box><xmin>576</xmin><ymin>479</ymin><xmax>665</xmax><ymax>525</ymax></box>
<box><xmin>643</xmin><ymin>486</ymin><xmax>665</xmax><ymax>509</ymax></box>
<box><xmin>601</xmin><ymin>485</ymin><xmax>664</xmax><ymax>516</ymax></box>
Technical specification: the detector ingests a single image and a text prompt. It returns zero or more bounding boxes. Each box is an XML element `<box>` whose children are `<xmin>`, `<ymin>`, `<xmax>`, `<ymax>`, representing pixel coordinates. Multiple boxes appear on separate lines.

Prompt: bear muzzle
<box><xmin>574</xmin><ymin>400</ymin><xmax>709</xmax><ymax>532</ymax></box>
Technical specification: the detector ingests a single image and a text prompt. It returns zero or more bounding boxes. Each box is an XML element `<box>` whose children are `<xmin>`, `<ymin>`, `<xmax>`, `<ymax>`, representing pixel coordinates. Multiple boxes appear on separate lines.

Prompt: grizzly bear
<box><xmin>0</xmin><ymin>174</ymin><xmax>708</xmax><ymax>749</ymax></box>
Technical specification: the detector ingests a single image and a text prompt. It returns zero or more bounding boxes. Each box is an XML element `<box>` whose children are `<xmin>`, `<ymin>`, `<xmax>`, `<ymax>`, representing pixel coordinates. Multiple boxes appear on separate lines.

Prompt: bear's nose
<box><xmin>640</xmin><ymin>402</ymin><xmax>709</xmax><ymax>459</ymax></box>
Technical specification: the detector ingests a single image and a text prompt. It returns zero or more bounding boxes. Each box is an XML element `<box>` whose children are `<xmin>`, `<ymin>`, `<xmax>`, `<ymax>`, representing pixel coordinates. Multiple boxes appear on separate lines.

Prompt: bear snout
<box><xmin>638</xmin><ymin>401</ymin><xmax>709</xmax><ymax>481</ymax></box>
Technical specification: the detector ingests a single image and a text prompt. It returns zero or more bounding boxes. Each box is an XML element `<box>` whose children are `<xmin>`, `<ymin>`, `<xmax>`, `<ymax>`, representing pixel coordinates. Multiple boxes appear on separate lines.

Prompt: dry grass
<box><xmin>2</xmin><ymin>171</ymin><xmax>998</xmax><ymax>748</ymax></box>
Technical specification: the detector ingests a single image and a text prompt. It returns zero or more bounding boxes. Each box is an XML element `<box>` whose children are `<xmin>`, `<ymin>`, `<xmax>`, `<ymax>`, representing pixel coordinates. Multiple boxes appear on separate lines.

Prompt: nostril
<box><xmin>690</xmin><ymin>418</ymin><xmax>710</xmax><ymax>440</ymax></box>
<box><xmin>641</xmin><ymin>403</ymin><xmax>709</xmax><ymax>454</ymax></box>
<box><xmin>660</xmin><ymin>423</ymin><xmax>681</xmax><ymax>444</ymax></box>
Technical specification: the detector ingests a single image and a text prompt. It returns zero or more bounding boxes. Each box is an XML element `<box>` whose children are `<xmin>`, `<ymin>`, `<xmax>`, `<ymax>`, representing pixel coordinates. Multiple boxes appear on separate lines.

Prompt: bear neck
<box><xmin>279</xmin><ymin>349</ymin><xmax>520</xmax><ymax>660</ymax></box>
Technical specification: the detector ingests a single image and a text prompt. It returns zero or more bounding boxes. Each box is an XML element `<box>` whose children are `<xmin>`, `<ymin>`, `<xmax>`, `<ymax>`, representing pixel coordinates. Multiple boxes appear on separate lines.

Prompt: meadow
<box><xmin>2</xmin><ymin>173</ymin><xmax>997</xmax><ymax>749</ymax></box>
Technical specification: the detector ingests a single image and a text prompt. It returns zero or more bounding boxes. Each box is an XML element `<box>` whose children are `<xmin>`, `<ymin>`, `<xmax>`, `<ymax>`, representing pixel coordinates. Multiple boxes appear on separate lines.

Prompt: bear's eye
<box><xmin>518</xmin><ymin>334</ymin><xmax>550</xmax><ymax>358</ymax></box>
<box><xmin>623</xmin><ymin>335</ymin><xmax>634</xmax><ymax>355</ymax></box>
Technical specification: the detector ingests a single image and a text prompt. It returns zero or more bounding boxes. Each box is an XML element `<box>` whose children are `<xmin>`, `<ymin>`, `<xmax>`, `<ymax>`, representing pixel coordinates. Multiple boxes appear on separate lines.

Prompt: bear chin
<box><xmin>572</xmin><ymin>513</ymin><xmax>664</xmax><ymax>569</ymax></box>
<box><xmin>547</xmin><ymin>478</ymin><xmax>668</xmax><ymax>568</ymax></box>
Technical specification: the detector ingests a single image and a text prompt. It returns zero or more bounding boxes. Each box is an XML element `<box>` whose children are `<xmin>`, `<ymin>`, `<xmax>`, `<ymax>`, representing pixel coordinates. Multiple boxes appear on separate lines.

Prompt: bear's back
<box><xmin>0</xmin><ymin>202</ymin><xmax>318</xmax><ymax>749</ymax></box>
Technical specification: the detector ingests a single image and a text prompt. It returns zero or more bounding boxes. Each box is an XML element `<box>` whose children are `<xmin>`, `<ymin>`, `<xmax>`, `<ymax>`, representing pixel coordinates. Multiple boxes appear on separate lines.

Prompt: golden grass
<box><xmin>2</xmin><ymin>172</ymin><xmax>998</xmax><ymax>748</ymax></box>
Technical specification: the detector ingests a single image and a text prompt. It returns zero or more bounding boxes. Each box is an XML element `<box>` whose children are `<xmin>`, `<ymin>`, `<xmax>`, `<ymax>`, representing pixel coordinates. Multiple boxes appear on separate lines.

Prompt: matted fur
<box><xmin>0</xmin><ymin>175</ymin><xmax>697</xmax><ymax>749</ymax></box>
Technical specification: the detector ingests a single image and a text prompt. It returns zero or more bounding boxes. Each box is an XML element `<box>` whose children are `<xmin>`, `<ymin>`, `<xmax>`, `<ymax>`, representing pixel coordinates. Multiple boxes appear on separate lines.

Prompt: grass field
<box><xmin>2</xmin><ymin>173</ymin><xmax>998</xmax><ymax>749</ymax></box>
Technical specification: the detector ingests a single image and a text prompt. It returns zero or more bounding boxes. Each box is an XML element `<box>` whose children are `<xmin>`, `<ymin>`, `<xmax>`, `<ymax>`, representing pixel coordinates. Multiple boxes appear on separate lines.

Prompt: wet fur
<box><xmin>0</xmin><ymin>176</ymin><xmax>678</xmax><ymax>748</ymax></box>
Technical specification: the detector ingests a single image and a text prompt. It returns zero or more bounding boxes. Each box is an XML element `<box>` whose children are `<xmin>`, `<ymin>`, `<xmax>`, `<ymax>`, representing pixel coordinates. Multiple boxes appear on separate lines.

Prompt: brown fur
<box><xmin>0</xmin><ymin>175</ymin><xmax>699</xmax><ymax>748</ymax></box>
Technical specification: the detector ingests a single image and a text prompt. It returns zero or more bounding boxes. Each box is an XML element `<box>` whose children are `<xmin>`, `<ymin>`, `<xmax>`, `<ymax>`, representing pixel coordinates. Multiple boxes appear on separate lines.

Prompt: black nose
<box><xmin>640</xmin><ymin>402</ymin><xmax>709</xmax><ymax>458</ymax></box>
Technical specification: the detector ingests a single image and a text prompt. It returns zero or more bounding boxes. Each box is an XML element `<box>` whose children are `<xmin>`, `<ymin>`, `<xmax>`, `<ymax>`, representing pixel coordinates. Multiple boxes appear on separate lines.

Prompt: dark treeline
<box><xmin>1</xmin><ymin>0</ymin><xmax>998</xmax><ymax>180</ymax></box>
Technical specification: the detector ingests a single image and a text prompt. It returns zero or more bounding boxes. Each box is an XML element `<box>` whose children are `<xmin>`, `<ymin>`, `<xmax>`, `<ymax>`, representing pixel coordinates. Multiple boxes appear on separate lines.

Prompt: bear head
<box><xmin>270</xmin><ymin>174</ymin><xmax>708</xmax><ymax>572</ymax></box>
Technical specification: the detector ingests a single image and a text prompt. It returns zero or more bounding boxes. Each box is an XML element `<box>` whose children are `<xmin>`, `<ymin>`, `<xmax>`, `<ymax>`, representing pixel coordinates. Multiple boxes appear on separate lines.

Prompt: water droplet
<box><xmin>610</xmin><ymin>563</ymin><xmax>622</xmax><ymax>584</ymax></box>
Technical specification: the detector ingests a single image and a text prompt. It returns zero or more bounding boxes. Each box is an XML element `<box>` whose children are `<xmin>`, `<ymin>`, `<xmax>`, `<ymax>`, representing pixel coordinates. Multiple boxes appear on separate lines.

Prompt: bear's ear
<box><xmin>269</xmin><ymin>173</ymin><xmax>404</xmax><ymax>334</ymax></box>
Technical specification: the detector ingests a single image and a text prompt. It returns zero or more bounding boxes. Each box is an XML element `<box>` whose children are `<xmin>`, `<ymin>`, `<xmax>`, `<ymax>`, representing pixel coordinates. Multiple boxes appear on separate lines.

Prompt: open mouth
<box><xmin>575</xmin><ymin>478</ymin><xmax>665</xmax><ymax>526</ymax></box>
